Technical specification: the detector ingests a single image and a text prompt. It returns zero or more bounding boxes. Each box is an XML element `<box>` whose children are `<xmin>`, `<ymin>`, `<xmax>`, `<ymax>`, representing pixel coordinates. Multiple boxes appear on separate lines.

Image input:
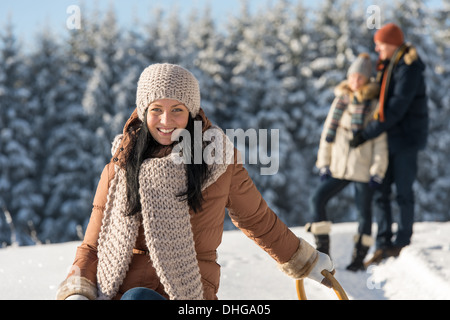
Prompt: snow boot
<box><xmin>346</xmin><ymin>234</ymin><xmax>373</xmax><ymax>272</ymax></box>
<box><xmin>315</xmin><ymin>234</ymin><xmax>330</xmax><ymax>256</ymax></box>
<box><xmin>364</xmin><ymin>246</ymin><xmax>403</xmax><ymax>267</ymax></box>
<box><xmin>305</xmin><ymin>221</ymin><xmax>332</xmax><ymax>256</ymax></box>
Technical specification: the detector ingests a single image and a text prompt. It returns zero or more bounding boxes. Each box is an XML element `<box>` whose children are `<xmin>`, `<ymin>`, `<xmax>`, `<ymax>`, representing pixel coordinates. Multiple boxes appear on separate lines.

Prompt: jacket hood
<box><xmin>402</xmin><ymin>45</ymin><xmax>426</xmax><ymax>71</ymax></box>
<box><xmin>403</xmin><ymin>45</ymin><xmax>418</xmax><ymax>66</ymax></box>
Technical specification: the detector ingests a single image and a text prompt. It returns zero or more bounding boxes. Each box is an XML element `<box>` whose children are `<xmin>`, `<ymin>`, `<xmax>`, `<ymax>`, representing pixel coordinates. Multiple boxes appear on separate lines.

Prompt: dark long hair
<box><xmin>125</xmin><ymin>110</ymin><xmax>209</xmax><ymax>216</ymax></box>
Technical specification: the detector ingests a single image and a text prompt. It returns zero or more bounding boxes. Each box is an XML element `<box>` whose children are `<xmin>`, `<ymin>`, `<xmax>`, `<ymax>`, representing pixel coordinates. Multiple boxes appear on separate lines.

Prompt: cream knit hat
<box><xmin>347</xmin><ymin>53</ymin><xmax>373</xmax><ymax>80</ymax></box>
<box><xmin>136</xmin><ymin>63</ymin><xmax>201</xmax><ymax>121</ymax></box>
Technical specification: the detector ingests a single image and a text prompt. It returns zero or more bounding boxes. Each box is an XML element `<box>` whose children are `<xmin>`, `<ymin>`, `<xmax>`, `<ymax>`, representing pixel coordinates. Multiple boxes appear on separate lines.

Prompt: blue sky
<box><xmin>1</xmin><ymin>0</ymin><xmax>266</xmax><ymax>43</ymax></box>
<box><xmin>0</xmin><ymin>0</ymin><xmax>442</xmax><ymax>46</ymax></box>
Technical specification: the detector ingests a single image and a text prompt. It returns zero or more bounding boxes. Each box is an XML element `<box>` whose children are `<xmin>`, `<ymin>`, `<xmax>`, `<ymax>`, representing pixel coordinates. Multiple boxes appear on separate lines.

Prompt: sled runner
<box><xmin>296</xmin><ymin>270</ymin><xmax>349</xmax><ymax>300</ymax></box>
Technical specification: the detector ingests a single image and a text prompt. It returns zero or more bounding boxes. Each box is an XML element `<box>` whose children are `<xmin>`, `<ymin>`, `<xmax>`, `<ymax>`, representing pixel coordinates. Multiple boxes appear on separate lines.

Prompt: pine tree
<box><xmin>264</xmin><ymin>0</ymin><xmax>320</xmax><ymax>225</ymax></box>
<box><xmin>140</xmin><ymin>6</ymin><xmax>165</xmax><ymax>65</ymax></box>
<box><xmin>82</xmin><ymin>5</ymin><xmax>126</xmax><ymax>161</ymax></box>
<box><xmin>221</xmin><ymin>0</ymin><xmax>256</xmax><ymax>129</ymax></box>
<box><xmin>155</xmin><ymin>6</ymin><xmax>187</xmax><ymax>65</ymax></box>
<box><xmin>0</xmin><ymin>21</ymin><xmax>42</xmax><ymax>245</ymax></box>
<box><xmin>27</xmin><ymin>28</ymin><xmax>97</xmax><ymax>243</ymax></box>
<box><xmin>413</xmin><ymin>0</ymin><xmax>450</xmax><ymax>221</ymax></box>
<box><xmin>183</xmin><ymin>5</ymin><xmax>228</xmax><ymax>125</ymax></box>
<box><xmin>239</xmin><ymin>0</ymin><xmax>299</xmax><ymax>223</ymax></box>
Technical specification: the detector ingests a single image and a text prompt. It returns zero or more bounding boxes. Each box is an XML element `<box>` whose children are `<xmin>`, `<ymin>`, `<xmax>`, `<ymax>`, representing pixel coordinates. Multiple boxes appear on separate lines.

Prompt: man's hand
<box><xmin>350</xmin><ymin>131</ymin><xmax>367</xmax><ymax>148</ymax></box>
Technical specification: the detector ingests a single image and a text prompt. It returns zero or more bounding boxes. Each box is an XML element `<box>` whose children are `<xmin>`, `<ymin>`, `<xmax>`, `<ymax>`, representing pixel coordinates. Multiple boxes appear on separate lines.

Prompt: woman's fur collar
<box><xmin>334</xmin><ymin>80</ymin><xmax>380</xmax><ymax>103</ymax></box>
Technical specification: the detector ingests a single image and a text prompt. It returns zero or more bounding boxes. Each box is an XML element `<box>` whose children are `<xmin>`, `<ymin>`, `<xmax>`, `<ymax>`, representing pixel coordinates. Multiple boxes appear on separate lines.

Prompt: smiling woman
<box><xmin>56</xmin><ymin>63</ymin><xmax>334</xmax><ymax>301</ymax></box>
<box><xmin>146</xmin><ymin>99</ymin><xmax>190</xmax><ymax>146</ymax></box>
<box><xmin>125</xmin><ymin>64</ymin><xmax>207</xmax><ymax>216</ymax></box>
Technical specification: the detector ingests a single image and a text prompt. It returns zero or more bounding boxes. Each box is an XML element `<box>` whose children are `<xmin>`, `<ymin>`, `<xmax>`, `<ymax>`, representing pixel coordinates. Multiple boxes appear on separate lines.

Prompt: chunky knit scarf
<box><xmin>96</xmin><ymin>127</ymin><xmax>234</xmax><ymax>300</ymax></box>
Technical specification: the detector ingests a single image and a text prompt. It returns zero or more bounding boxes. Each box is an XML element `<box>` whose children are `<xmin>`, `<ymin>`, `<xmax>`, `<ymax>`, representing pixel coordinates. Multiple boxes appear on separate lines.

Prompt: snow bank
<box><xmin>0</xmin><ymin>222</ymin><xmax>449</xmax><ymax>300</ymax></box>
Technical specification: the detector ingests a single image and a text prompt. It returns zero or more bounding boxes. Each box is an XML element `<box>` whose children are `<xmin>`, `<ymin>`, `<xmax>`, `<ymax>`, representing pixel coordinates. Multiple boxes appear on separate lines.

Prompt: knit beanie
<box><xmin>136</xmin><ymin>63</ymin><xmax>201</xmax><ymax>121</ymax></box>
<box><xmin>347</xmin><ymin>53</ymin><xmax>373</xmax><ymax>80</ymax></box>
<box><xmin>374</xmin><ymin>23</ymin><xmax>404</xmax><ymax>47</ymax></box>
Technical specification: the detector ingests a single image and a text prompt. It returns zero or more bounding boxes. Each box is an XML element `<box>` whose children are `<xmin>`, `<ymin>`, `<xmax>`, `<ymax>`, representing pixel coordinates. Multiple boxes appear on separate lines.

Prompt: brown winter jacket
<box><xmin>57</xmin><ymin>109</ymin><xmax>318</xmax><ymax>300</ymax></box>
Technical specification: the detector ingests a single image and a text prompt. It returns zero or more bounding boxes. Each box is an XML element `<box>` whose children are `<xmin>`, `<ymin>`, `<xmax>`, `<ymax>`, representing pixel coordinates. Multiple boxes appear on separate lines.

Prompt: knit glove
<box><xmin>307</xmin><ymin>252</ymin><xmax>335</xmax><ymax>288</ymax></box>
<box><xmin>369</xmin><ymin>175</ymin><xmax>383</xmax><ymax>189</ymax></box>
<box><xmin>319</xmin><ymin>167</ymin><xmax>332</xmax><ymax>182</ymax></box>
<box><xmin>56</xmin><ymin>276</ymin><xmax>97</xmax><ymax>300</ymax></box>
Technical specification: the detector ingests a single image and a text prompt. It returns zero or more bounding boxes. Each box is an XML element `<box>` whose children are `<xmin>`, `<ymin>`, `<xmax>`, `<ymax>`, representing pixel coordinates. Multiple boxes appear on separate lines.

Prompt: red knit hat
<box><xmin>374</xmin><ymin>23</ymin><xmax>404</xmax><ymax>47</ymax></box>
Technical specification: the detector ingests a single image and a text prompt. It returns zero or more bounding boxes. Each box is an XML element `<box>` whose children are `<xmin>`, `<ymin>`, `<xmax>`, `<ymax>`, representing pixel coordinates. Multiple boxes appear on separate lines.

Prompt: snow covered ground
<box><xmin>0</xmin><ymin>222</ymin><xmax>449</xmax><ymax>300</ymax></box>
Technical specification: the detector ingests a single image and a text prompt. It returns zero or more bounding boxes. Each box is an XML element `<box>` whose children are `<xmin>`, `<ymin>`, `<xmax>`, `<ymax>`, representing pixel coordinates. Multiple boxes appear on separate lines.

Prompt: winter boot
<box><xmin>305</xmin><ymin>221</ymin><xmax>332</xmax><ymax>256</ymax></box>
<box><xmin>346</xmin><ymin>234</ymin><xmax>374</xmax><ymax>272</ymax></box>
<box><xmin>315</xmin><ymin>234</ymin><xmax>330</xmax><ymax>256</ymax></box>
<box><xmin>364</xmin><ymin>246</ymin><xmax>404</xmax><ymax>268</ymax></box>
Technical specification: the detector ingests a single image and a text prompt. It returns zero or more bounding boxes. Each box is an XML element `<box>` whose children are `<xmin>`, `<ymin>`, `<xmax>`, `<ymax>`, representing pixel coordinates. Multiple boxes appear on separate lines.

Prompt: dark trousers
<box><xmin>310</xmin><ymin>177</ymin><xmax>374</xmax><ymax>236</ymax></box>
<box><xmin>374</xmin><ymin>148</ymin><xmax>418</xmax><ymax>249</ymax></box>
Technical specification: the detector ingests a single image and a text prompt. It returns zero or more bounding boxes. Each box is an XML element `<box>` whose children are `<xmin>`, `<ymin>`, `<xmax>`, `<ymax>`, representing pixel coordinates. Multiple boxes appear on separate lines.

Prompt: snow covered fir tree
<box><xmin>0</xmin><ymin>0</ymin><xmax>449</xmax><ymax>246</ymax></box>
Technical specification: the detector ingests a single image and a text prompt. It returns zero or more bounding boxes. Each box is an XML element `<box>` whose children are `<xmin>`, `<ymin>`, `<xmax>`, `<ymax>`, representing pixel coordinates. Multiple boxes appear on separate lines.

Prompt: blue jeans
<box><xmin>121</xmin><ymin>288</ymin><xmax>166</xmax><ymax>300</ymax></box>
<box><xmin>310</xmin><ymin>177</ymin><xmax>374</xmax><ymax>236</ymax></box>
<box><xmin>374</xmin><ymin>148</ymin><xmax>418</xmax><ymax>249</ymax></box>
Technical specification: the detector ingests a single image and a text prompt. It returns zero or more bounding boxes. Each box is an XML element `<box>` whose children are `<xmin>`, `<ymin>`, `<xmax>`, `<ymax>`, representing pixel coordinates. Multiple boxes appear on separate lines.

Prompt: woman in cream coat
<box><xmin>307</xmin><ymin>54</ymin><xmax>388</xmax><ymax>272</ymax></box>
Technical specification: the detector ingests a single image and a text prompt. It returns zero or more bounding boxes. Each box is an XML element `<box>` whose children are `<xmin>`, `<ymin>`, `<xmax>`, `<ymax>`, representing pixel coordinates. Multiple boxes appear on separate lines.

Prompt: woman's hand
<box><xmin>65</xmin><ymin>294</ymin><xmax>89</xmax><ymax>300</ymax></box>
<box><xmin>307</xmin><ymin>252</ymin><xmax>335</xmax><ymax>288</ymax></box>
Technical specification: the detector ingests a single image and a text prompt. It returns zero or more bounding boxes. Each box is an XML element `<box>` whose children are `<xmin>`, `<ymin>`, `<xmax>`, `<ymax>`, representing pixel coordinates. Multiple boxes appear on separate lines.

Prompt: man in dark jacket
<box><xmin>350</xmin><ymin>23</ymin><xmax>429</xmax><ymax>264</ymax></box>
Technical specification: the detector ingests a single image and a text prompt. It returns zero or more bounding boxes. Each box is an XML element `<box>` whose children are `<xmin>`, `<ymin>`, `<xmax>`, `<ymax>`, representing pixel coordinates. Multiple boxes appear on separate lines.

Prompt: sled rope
<box><xmin>296</xmin><ymin>270</ymin><xmax>349</xmax><ymax>300</ymax></box>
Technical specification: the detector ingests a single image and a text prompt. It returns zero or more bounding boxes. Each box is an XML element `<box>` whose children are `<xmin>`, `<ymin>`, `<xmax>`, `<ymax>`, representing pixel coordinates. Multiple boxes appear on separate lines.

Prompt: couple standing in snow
<box><xmin>308</xmin><ymin>23</ymin><xmax>428</xmax><ymax>271</ymax></box>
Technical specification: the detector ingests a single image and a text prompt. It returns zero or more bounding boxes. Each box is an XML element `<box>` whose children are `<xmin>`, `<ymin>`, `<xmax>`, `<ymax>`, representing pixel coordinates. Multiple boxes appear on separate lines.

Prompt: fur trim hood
<box><xmin>334</xmin><ymin>80</ymin><xmax>380</xmax><ymax>103</ymax></box>
<box><xmin>403</xmin><ymin>45</ymin><xmax>419</xmax><ymax>66</ymax></box>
